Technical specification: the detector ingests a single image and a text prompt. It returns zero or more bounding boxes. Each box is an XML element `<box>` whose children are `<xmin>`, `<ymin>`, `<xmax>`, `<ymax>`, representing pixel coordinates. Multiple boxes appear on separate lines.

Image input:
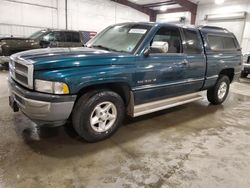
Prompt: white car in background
<box><xmin>241</xmin><ymin>54</ymin><xmax>250</xmax><ymax>78</ymax></box>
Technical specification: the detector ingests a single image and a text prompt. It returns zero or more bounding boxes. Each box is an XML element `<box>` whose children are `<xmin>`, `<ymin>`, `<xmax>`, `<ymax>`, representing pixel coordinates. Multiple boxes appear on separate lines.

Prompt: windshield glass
<box><xmin>29</xmin><ymin>30</ymin><xmax>47</xmax><ymax>39</ymax></box>
<box><xmin>87</xmin><ymin>24</ymin><xmax>152</xmax><ymax>53</ymax></box>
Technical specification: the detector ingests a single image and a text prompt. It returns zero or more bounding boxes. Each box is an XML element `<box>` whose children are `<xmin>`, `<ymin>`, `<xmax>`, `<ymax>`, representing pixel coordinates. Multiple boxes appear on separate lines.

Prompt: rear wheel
<box><xmin>72</xmin><ymin>90</ymin><xmax>125</xmax><ymax>142</ymax></box>
<box><xmin>207</xmin><ymin>75</ymin><xmax>230</xmax><ymax>105</ymax></box>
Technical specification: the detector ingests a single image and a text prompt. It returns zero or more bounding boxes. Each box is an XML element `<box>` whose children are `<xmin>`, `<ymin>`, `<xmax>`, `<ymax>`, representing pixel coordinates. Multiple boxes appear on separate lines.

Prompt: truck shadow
<box><xmin>14</xmin><ymin>92</ymin><xmax>248</xmax><ymax>159</ymax></box>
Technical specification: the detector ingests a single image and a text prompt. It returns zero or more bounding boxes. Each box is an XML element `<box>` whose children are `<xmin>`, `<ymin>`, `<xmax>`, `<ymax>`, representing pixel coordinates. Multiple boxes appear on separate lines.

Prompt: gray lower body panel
<box><xmin>9</xmin><ymin>78</ymin><xmax>77</xmax><ymax>126</ymax></box>
<box><xmin>133</xmin><ymin>92</ymin><xmax>204</xmax><ymax>117</ymax></box>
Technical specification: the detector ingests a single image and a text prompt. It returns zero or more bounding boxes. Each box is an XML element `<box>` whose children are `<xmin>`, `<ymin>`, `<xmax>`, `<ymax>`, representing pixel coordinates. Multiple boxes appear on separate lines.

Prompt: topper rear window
<box><xmin>207</xmin><ymin>35</ymin><xmax>237</xmax><ymax>51</ymax></box>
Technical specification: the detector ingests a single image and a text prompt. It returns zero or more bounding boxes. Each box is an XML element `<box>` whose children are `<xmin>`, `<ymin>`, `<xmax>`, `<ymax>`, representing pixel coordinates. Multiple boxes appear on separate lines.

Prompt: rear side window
<box><xmin>208</xmin><ymin>35</ymin><xmax>237</xmax><ymax>51</ymax></box>
<box><xmin>72</xmin><ymin>32</ymin><xmax>80</xmax><ymax>42</ymax></box>
<box><xmin>63</xmin><ymin>32</ymin><xmax>80</xmax><ymax>42</ymax></box>
<box><xmin>64</xmin><ymin>32</ymin><xmax>72</xmax><ymax>42</ymax></box>
<box><xmin>183</xmin><ymin>29</ymin><xmax>202</xmax><ymax>54</ymax></box>
<box><xmin>54</xmin><ymin>32</ymin><xmax>65</xmax><ymax>42</ymax></box>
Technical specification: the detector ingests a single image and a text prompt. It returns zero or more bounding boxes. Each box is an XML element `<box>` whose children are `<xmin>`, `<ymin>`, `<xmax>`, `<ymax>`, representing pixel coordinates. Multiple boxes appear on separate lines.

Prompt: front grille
<box><xmin>15</xmin><ymin>72</ymin><xmax>28</xmax><ymax>84</ymax></box>
<box><xmin>15</xmin><ymin>63</ymin><xmax>28</xmax><ymax>73</ymax></box>
<box><xmin>9</xmin><ymin>58</ymin><xmax>33</xmax><ymax>89</ymax></box>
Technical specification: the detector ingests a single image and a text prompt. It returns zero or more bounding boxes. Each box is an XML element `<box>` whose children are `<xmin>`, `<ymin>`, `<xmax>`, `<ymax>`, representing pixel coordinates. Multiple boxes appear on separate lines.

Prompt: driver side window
<box><xmin>151</xmin><ymin>27</ymin><xmax>182</xmax><ymax>54</ymax></box>
<box><xmin>43</xmin><ymin>32</ymin><xmax>55</xmax><ymax>42</ymax></box>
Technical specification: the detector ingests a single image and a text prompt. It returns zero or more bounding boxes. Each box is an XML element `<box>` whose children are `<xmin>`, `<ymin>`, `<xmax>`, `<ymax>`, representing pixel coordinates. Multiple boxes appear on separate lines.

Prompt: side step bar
<box><xmin>133</xmin><ymin>92</ymin><xmax>203</xmax><ymax>117</ymax></box>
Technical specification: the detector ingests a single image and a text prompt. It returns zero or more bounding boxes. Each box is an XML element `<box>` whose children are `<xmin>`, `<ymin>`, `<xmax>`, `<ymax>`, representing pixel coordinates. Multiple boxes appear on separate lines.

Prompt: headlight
<box><xmin>35</xmin><ymin>79</ymin><xmax>69</xmax><ymax>94</ymax></box>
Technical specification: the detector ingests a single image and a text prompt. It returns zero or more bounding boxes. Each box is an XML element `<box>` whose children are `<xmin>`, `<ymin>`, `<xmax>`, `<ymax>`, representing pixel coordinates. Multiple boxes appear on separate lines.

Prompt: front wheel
<box><xmin>72</xmin><ymin>90</ymin><xmax>125</xmax><ymax>142</ymax></box>
<box><xmin>207</xmin><ymin>75</ymin><xmax>230</xmax><ymax>105</ymax></box>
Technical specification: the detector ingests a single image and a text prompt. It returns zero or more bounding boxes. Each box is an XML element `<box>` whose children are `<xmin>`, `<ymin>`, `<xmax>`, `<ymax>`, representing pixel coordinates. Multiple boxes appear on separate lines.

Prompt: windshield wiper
<box><xmin>90</xmin><ymin>45</ymin><xmax>113</xmax><ymax>51</ymax></box>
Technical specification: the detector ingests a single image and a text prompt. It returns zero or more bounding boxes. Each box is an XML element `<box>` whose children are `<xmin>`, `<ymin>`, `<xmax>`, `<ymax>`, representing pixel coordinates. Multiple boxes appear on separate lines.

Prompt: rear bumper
<box><xmin>9</xmin><ymin>78</ymin><xmax>77</xmax><ymax>126</ymax></box>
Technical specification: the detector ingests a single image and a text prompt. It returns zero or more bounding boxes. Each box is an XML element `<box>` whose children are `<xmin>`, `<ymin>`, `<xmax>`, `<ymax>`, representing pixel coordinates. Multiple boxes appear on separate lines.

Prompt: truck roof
<box><xmin>41</xmin><ymin>28</ymin><xmax>81</xmax><ymax>32</ymax></box>
<box><xmin>116</xmin><ymin>22</ymin><xmax>234</xmax><ymax>35</ymax></box>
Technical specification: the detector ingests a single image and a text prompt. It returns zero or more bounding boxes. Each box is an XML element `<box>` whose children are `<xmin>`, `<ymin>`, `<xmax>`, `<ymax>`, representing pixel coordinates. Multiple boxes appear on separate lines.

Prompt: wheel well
<box><xmin>219</xmin><ymin>68</ymin><xmax>234</xmax><ymax>82</ymax></box>
<box><xmin>77</xmin><ymin>83</ymin><xmax>131</xmax><ymax>106</ymax></box>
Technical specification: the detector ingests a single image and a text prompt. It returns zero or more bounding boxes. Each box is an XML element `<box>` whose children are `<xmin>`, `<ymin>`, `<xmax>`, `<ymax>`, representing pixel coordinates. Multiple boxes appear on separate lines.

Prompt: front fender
<box><xmin>34</xmin><ymin>64</ymin><xmax>136</xmax><ymax>94</ymax></box>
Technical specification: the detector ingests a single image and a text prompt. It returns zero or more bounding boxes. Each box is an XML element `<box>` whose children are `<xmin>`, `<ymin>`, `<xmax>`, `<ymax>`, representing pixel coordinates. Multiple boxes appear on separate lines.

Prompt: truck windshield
<box><xmin>29</xmin><ymin>30</ymin><xmax>47</xmax><ymax>39</ymax></box>
<box><xmin>87</xmin><ymin>24</ymin><xmax>152</xmax><ymax>53</ymax></box>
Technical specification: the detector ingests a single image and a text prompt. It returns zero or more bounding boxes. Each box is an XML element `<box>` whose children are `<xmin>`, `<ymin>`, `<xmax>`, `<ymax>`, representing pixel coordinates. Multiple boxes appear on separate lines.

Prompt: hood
<box><xmin>0</xmin><ymin>37</ymin><xmax>29</xmax><ymax>41</ymax></box>
<box><xmin>11</xmin><ymin>47</ymin><xmax>133</xmax><ymax>70</ymax></box>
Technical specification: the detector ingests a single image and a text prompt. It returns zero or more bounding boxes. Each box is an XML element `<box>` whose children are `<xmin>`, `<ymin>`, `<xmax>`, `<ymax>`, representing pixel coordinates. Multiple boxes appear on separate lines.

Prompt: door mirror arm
<box><xmin>143</xmin><ymin>47</ymin><xmax>151</xmax><ymax>57</ymax></box>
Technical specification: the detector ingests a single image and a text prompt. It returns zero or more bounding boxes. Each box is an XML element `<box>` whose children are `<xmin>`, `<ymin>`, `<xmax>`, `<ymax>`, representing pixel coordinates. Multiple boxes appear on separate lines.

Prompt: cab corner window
<box><xmin>183</xmin><ymin>29</ymin><xmax>202</xmax><ymax>54</ymax></box>
<box><xmin>150</xmin><ymin>27</ymin><xmax>182</xmax><ymax>54</ymax></box>
<box><xmin>207</xmin><ymin>35</ymin><xmax>237</xmax><ymax>51</ymax></box>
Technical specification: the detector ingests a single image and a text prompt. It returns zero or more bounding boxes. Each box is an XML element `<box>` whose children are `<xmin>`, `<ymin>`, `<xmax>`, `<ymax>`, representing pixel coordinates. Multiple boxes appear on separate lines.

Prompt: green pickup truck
<box><xmin>9</xmin><ymin>22</ymin><xmax>242</xmax><ymax>142</ymax></box>
<box><xmin>0</xmin><ymin>29</ymin><xmax>84</xmax><ymax>68</ymax></box>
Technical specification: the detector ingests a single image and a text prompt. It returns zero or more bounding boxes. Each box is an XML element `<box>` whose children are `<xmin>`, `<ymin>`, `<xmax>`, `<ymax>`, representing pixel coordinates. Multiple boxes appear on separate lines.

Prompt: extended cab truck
<box><xmin>8</xmin><ymin>23</ymin><xmax>242</xmax><ymax>142</ymax></box>
<box><xmin>0</xmin><ymin>29</ymin><xmax>84</xmax><ymax>68</ymax></box>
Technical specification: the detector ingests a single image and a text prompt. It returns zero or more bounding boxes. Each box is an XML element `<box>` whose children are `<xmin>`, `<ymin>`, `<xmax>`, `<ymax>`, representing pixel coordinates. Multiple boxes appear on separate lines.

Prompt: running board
<box><xmin>133</xmin><ymin>92</ymin><xmax>203</xmax><ymax>117</ymax></box>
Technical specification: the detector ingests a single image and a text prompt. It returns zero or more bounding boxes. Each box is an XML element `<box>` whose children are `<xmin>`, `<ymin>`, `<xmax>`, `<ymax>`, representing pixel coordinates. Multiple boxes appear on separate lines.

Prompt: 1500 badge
<box><xmin>137</xmin><ymin>78</ymin><xmax>157</xmax><ymax>84</ymax></box>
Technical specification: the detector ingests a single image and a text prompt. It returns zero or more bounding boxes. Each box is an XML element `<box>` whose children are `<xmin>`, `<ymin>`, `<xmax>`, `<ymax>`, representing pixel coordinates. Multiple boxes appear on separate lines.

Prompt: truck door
<box><xmin>182</xmin><ymin>28</ymin><xmax>206</xmax><ymax>92</ymax></box>
<box><xmin>134</xmin><ymin>26</ymin><xmax>189</xmax><ymax>104</ymax></box>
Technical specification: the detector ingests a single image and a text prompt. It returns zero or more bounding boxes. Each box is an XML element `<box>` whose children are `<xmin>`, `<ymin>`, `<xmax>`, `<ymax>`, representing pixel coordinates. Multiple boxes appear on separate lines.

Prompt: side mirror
<box><xmin>151</xmin><ymin>41</ymin><xmax>169</xmax><ymax>53</ymax></box>
<box><xmin>143</xmin><ymin>48</ymin><xmax>150</xmax><ymax>57</ymax></box>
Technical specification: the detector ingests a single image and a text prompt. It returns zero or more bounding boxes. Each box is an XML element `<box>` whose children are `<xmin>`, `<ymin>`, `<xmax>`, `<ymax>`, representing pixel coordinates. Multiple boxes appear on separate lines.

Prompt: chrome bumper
<box><xmin>9</xmin><ymin>78</ymin><xmax>77</xmax><ymax>126</ymax></box>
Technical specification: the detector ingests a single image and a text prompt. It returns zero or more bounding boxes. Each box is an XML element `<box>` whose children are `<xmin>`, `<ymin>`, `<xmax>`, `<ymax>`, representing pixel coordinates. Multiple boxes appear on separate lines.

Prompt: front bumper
<box><xmin>9</xmin><ymin>78</ymin><xmax>77</xmax><ymax>126</ymax></box>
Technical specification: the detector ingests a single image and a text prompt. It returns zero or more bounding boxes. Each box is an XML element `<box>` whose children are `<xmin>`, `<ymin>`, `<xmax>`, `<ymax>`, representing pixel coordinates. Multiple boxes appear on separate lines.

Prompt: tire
<box><xmin>72</xmin><ymin>90</ymin><xmax>125</xmax><ymax>142</ymax></box>
<box><xmin>241</xmin><ymin>72</ymin><xmax>248</xmax><ymax>78</ymax></box>
<box><xmin>207</xmin><ymin>75</ymin><xmax>230</xmax><ymax>105</ymax></box>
